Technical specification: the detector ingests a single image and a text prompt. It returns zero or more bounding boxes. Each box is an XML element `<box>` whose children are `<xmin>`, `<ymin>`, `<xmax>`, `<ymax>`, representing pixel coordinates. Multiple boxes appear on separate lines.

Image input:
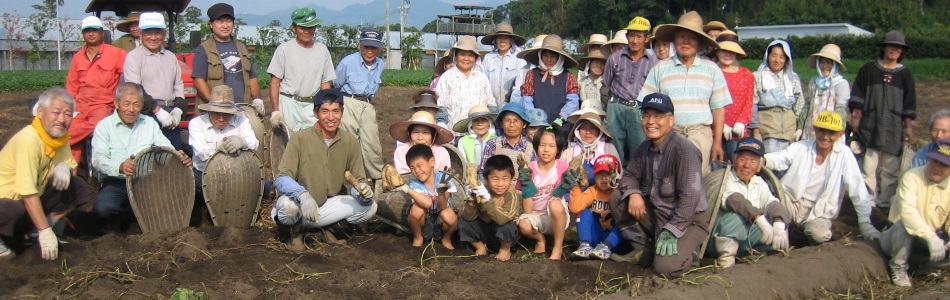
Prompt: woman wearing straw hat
<box><xmin>397</xmin><ymin>90</ymin><xmax>450</xmax><ymax>148</ymax></box>
<box><xmin>753</xmin><ymin>39</ymin><xmax>804</xmax><ymax>154</ymax></box>
<box><xmin>800</xmin><ymin>44</ymin><xmax>850</xmax><ymax>142</ymax></box>
<box><xmin>112</xmin><ymin>12</ymin><xmax>141</xmax><ymax>52</ymax></box>
<box><xmin>600</xmin><ymin>30</ymin><xmax>628</xmax><ymax>58</ymax></box>
<box><xmin>479</xmin><ymin>22</ymin><xmax>528</xmax><ymax>107</ymax></box>
<box><xmin>453</xmin><ymin>105</ymin><xmax>497</xmax><ymax>170</ymax></box>
<box><xmin>510</xmin><ymin>34</ymin><xmax>547</xmax><ymax>104</ymax></box>
<box><xmin>559</xmin><ymin>112</ymin><xmax>620</xmax><ymax>184</ymax></box>
<box><xmin>434</xmin><ymin>36</ymin><xmax>495</xmax><ymax>128</ymax></box>
<box><xmin>520</xmin><ymin>34</ymin><xmax>580</xmax><ymax>126</ymax></box>
<box><xmin>703</xmin><ymin>20</ymin><xmax>729</xmax><ymax>60</ymax></box>
<box><xmin>429</xmin><ymin>50</ymin><xmax>453</xmax><ymax>90</ymax></box>
<box><xmin>391</xmin><ymin>111</ymin><xmax>455</xmax><ymax>174</ymax></box>
<box><xmin>577</xmin><ymin>48</ymin><xmax>608</xmax><ymax>107</ymax></box>
<box><xmin>714</xmin><ymin>41</ymin><xmax>755</xmax><ymax>163</ymax></box>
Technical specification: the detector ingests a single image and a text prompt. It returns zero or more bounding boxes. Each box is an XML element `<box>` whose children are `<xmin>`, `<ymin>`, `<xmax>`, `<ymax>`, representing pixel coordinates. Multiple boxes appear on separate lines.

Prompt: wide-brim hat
<box><xmin>198</xmin><ymin>85</ymin><xmax>241</xmax><ymax>114</ymax></box>
<box><xmin>481</xmin><ymin>22</ymin><xmax>527</xmax><ymax>46</ymax></box>
<box><xmin>495</xmin><ymin>102</ymin><xmax>529</xmax><ymax>127</ymax></box>
<box><xmin>517</xmin><ymin>34</ymin><xmax>548</xmax><ymax>59</ymax></box>
<box><xmin>717</xmin><ymin>41</ymin><xmax>746</xmax><ymax>57</ymax></box>
<box><xmin>453</xmin><ymin>105</ymin><xmax>497</xmax><ymax>133</ymax></box>
<box><xmin>703</xmin><ymin>20</ymin><xmax>728</xmax><ymax>33</ymax></box>
<box><xmin>408</xmin><ymin>90</ymin><xmax>439</xmax><ymax>110</ymax></box>
<box><xmin>578</xmin><ymin>34</ymin><xmax>608</xmax><ymax>53</ymax></box>
<box><xmin>577</xmin><ymin>47</ymin><xmax>608</xmax><ymax>69</ymax></box>
<box><xmin>116</xmin><ymin>12</ymin><xmax>140</xmax><ymax>33</ymax></box>
<box><xmin>807</xmin><ymin>44</ymin><xmax>846</xmax><ymax>71</ymax></box>
<box><xmin>654</xmin><ymin>11</ymin><xmax>719</xmax><ymax>49</ymax></box>
<box><xmin>521</xmin><ymin>34</ymin><xmax>578</xmax><ymax>69</ymax></box>
<box><xmin>600</xmin><ymin>30</ymin><xmax>628</xmax><ymax>57</ymax></box>
<box><xmin>879</xmin><ymin>30</ymin><xmax>908</xmax><ymax>49</ymax></box>
<box><xmin>450</xmin><ymin>35</ymin><xmax>481</xmax><ymax>58</ymax></box>
<box><xmin>390</xmin><ymin>111</ymin><xmax>455</xmax><ymax>145</ymax></box>
<box><xmin>568</xmin><ymin>99</ymin><xmax>606</xmax><ymax>123</ymax></box>
<box><xmin>570</xmin><ymin>112</ymin><xmax>613</xmax><ymax>142</ymax></box>
<box><xmin>434</xmin><ymin>50</ymin><xmax>452</xmax><ymax>75</ymax></box>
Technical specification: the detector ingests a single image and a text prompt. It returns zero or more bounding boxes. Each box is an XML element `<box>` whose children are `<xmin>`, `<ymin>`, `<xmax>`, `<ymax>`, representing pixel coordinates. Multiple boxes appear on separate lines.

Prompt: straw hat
<box><xmin>521</xmin><ymin>34</ymin><xmax>578</xmax><ymax>69</ymax></box>
<box><xmin>716</xmin><ymin>30</ymin><xmax>739</xmax><ymax>43</ymax></box>
<box><xmin>577</xmin><ymin>47</ymin><xmax>608</xmax><ymax>70</ymax></box>
<box><xmin>434</xmin><ymin>50</ymin><xmax>453</xmax><ymax>75</ymax></box>
<box><xmin>408</xmin><ymin>90</ymin><xmax>439</xmax><ymax>110</ymax></box>
<box><xmin>450</xmin><ymin>36</ymin><xmax>481</xmax><ymax>58</ymax></box>
<box><xmin>600</xmin><ymin>30</ymin><xmax>627</xmax><ymax>57</ymax></box>
<box><xmin>654</xmin><ymin>11</ymin><xmax>718</xmax><ymax>49</ymax></box>
<box><xmin>807</xmin><ymin>44</ymin><xmax>846</xmax><ymax>71</ymax></box>
<box><xmin>517</xmin><ymin>34</ymin><xmax>548</xmax><ymax>59</ymax></box>
<box><xmin>703</xmin><ymin>20</ymin><xmax>728</xmax><ymax>33</ymax></box>
<box><xmin>717</xmin><ymin>41</ymin><xmax>746</xmax><ymax>58</ymax></box>
<box><xmin>116</xmin><ymin>12</ymin><xmax>140</xmax><ymax>33</ymax></box>
<box><xmin>568</xmin><ymin>99</ymin><xmax>606</xmax><ymax>124</ymax></box>
<box><xmin>198</xmin><ymin>85</ymin><xmax>242</xmax><ymax>114</ymax></box>
<box><xmin>452</xmin><ymin>105</ymin><xmax>497</xmax><ymax>133</ymax></box>
<box><xmin>390</xmin><ymin>111</ymin><xmax>455</xmax><ymax>145</ymax></box>
<box><xmin>570</xmin><ymin>112</ymin><xmax>613</xmax><ymax>142</ymax></box>
<box><xmin>578</xmin><ymin>34</ymin><xmax>608</xmax><ymax>53</ymax></box>
<box><xmin>481</xmin><ymin>22</ymin><xmax>527</xmax><ymax>46</ymax></box>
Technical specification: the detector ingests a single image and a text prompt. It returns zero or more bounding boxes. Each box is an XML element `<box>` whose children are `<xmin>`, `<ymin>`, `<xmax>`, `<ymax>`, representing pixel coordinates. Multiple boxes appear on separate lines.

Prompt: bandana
<box><xmin>32</xmin><ymin>116</ymin><xmax>70</xmax><ymax>158</ymax></box>
<box><xmin>814</xmin><ymin>58</ymin><xmax>841</xmax><ymax>90</ymax></box>
<box><xmin>572</xmin><ymin>130</ymin><xmax>605</xmax><ymax>162</ymax></box>
<box><xmin>537</xmin><ymin>52</ymin><xmax>565</xmax><ymax>85</ymax></box>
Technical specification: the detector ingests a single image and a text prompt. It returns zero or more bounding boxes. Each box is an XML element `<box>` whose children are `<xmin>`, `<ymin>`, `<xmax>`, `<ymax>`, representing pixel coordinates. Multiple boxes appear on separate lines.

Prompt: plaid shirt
<box><xmin>520</xmin><ymin>69</ymin><xmax>579</xmax><ymax>97</ymax></box>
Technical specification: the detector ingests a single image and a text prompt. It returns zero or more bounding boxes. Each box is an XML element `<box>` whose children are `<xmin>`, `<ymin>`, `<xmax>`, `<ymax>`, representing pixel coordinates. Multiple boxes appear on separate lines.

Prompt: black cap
<box><xmin>640</xmin><ymin>93</ymin><xmax>674</xmax><ymax>114</ymax></box>
<box><xmin>735</xmin><ymin>137</ymin><xmax>764</xmax><ymax>156</ymax></box>
<box><xmin>313</xmin><ymin>88</ymin><xmax>345</xmax><ymax>108</ymax></box>
<box><xmin>207</xmin><ymin>3</ymin><xmax>235</xmax><ymax>20</ymax></box>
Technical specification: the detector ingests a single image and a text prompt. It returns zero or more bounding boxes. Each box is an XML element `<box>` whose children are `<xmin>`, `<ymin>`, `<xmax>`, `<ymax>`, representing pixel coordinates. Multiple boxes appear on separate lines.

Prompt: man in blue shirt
<box><xmin>913</xmin><ymin>109</ymin><xmax>950</xmax><ymax>168</ymax></box>
<box><xmin>337</xmin><ymin>28</ymin><xmax>385</xmax><ymax>182</ymax></box>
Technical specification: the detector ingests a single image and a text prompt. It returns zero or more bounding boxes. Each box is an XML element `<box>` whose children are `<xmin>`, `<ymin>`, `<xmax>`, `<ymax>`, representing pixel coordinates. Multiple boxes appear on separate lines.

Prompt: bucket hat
<box><xmin>517</xmin><ymin>34</ymin><xmax>548</xmax><ymax>59</ymax></box>
<box><xmin>600</xmin><ymin>30</ymin><xmax>627</xmax><ymax>57</ymax></box>
<box><xmin>578</xmin><ymin>34</ymin><xmax>608</xmax><ymax>53</ymax></box>
<box><xmin>390</xmin><ymin>111</ymin><xmax>455</xmax><ymax>145</ymax></box>
<box><xmin>570</xmin><ymin>112</ymin><xmax>613</xmax><ymax>141</ymax></box>
<box><xmin>525</xmin><ymin>108</ymin><xmax>550</xmax><ymax>127</ymax></box>
<box><xmin>495</xmin><ymin>102</ymin><xmax>529</xmax><ymax>127</ymax></box>
<box><xmin>434</xmin><ymin>50</ymin><xmax>453</xmax><ymax>75</ymax></box>
<box><xmin>654</xmin><ymin>11</ymin><xmax>718</xmax><ymax>49</ymax></box>
<box><xmin>453</xmin><ymin>105</ymin><xmax>497</xmax><ymax>133</ymax></box>
<box><xmin>717</xmin><ymin>41</ymin><xmax>746</xmax><ymax>58</ymax></box>
<box><xmin>450</xmin><ymin>35</ymin><xmax>481</xmax><ymax>58</ymax></box>
<box><xmin>116</xmin><ymin>12</ymin><xmax>140</xmax><ymax>33</ymax></box>
<box><xmin>577</xmin><ymin>47</ymin><xmax>608</xmax><ymax>70</ymax></box>
<box><xmin>481</xmin><ymin>22</ymin><xmax>527</xmax><ymax>46</ymax></box>
<box><xmin>807</xmin><ymin>44</ymin><xmax>846</xmax><ymax>71</ymax></box>
<box><xmin>198</xmin><ymin>85</ymin><xmax>242</xmax><ymax>114</ymax></box>
<box><xmin>879</xmin><ymin>30</ymin><xmax>908</xmax><ymax>49</ymax></box>
<box><xmin>568</xmin><ymin>99</ymin><xmax>606</xmax><ymax>124</ymax></box>
<box><xmin>408</xmin><ymin>90</ymin><xmax>439</xmax><ymax>110</ymax></box>
<box><xmin>521</xmin><ymin>34</ymin><xmax>578</xmax><ymax>69</ymax></box>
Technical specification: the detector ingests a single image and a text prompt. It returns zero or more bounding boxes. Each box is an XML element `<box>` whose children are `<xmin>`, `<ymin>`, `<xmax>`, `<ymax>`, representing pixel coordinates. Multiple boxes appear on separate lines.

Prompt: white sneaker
<box><xmin>891</xmin><ymin>270</ymin><xmax>912</xmax><ymax>287</ymax></box>
<box><xmin>0</xmin><ymin>240</ymin><xmax>13</xmax><ymax>261</ymax></box>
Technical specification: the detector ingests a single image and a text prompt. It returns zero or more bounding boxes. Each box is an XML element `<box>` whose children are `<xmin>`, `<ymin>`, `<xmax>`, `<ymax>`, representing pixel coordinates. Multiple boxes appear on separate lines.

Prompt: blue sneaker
<box><xmin>571</xmin><ymin>242</ymin><xmax>593</xmax><ymax>259</ymax></box>
<box><xmin>589</xmin><ymin>243</ymin><xmax>612</xmax><ymax>260</ymax></box>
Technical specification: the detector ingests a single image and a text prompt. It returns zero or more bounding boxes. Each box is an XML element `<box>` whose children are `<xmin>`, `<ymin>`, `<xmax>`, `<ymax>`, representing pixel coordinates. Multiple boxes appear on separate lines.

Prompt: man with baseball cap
<box><xmin>66</xmin><ymin>16</ymin><xmax>127</xmax><ymax>163</ymax></box>
<box><xmin>602</xmin><ymin>16</ymin><xmax>659</xmax><ymax>163</ymax></box>
<box><xmin>880</xmin><ymin>139</ymin><xmax>950</xmax><ymax>287</ymax></box>
<box><xmin>706</xmin><ymin>137</ymin><xmax>792</xmax><ymax>268</ymax></box>
<box><xmin>267</xmin><ymin>7</ymin><xmax>336</xmax><ymax>132</ymax></box>
<box><xmin>192</xmin><ymin>3</ymin><xmax>264</xmax><ymax>118</ymax></box>
<box><xmin>122</xmin><ymin>12</ymin><xmax>186</xmax><ymax>150</ymax></box>
<box><xmin>763</xmin><ymin>111</ymin><xmax>880</xmax><ymax>245</ymax></box>
<box><xmin>610</xmin><ymin>92</ymin><xmax>710</xmax><ymax>277</ymax></box>
<box><xmin>335</xmin><ymin>28</ymin><xmax>386</xmax><ymax>182</ymax></box>
<box><xmin>112</xmin><ymin>12</ymin><xmax>141</xmax><ymax>52</ymax></box>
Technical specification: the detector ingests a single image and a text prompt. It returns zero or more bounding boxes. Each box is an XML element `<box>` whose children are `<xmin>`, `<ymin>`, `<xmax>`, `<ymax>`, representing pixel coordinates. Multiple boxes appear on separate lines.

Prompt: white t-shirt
<box><xmin>267</xmin><ymin>40</ymin><xmax>336</xmax><ymax>97</ymax></box>
<box><xmin>801</xmin><ymin>160</ymin><xmax>828</xmax><ymax>202</ymax></box>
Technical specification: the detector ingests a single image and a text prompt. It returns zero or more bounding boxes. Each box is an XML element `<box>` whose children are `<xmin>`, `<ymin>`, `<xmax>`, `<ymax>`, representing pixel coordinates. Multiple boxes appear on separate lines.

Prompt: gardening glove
<box><xmin>793</xmin><ymin>129</ymin><xmax>804</xmax><ymax>141</ymax></box>
<box><xmin>655</xmin><ymin>230</ymin><xmax>678</xmax><ymax>257</ymax></box>
<box><xmin>518</xmin><ymin>166</ymin><xmax>538</xmax><ymax>198</ymax></box>
<box><xmin>251</xmin><ymin>98</ymin><xmax>266</xmax><ymax>116</ymax></box>
<box><xmin>754</xmin><ymin>215</ymin><xmax>774</xmax><ymax>245</ymax></box>
<box><xmin>169</xmin><ymin>107</ymin><xmax>183</xmax><ymax>127</ymax></box>
<box><xmin>552</xmin><ymin>169</ymin><xmax>580</xmax><ymax>197</ymax></box>
<box><xmin>553</xmin><ymin>117</ymin><xmax>564</xmax><ymax>127</ymax></box>
<box><xmin>270</xmin><ymin>111</ymin><xmax>284</xmax><ymax>128</ymax></box>
<box><xmin>221</xmin><ymin>136</ymin><xmax>245</xmax><ymax>154</ymax></box>
<box><xmin>38</xmin><ymin>227</ymin><xmax>58</xmax><ymax>260</ymax></box>
<box><xmin>393</xmin><ymin>184</ymin><xmax>410</xmax><ymax>194</ymax></box>
<box><xmin>154</xmin><ymin>108</ymin><xmax>175</xmax><ymax>128</ymax></box>
<box><xmin>297</xmin><ymin>192</ymin><xmax>320</xmax><ymax>223</ymax></box>
<box><xmin>356</xmin><ymin>182</ymin><xmax>374</xmax><ymax>202</ymax></box>
<box><xmin>927</xmin><ymin>235</ymin><xmax>947</xmax><ymax>263</ymax></box>
<box><xmin>732</xmin><ymin>123</ymin><xmax>745</xmax><ymax>139</ymax></box>
<box><xmin>473</xmin><ymin>185</ymin><xmax>492</xmax><ymax>203</ymax></box>
<box><xmin>437</xmin><ymin>174</ymin><xmax>452</xmax><ymax>195</ymax></box>
<box><xmin>48</xmin><ymin>162</ymin><xmax>71</xmax><ymax>191</ymax></box>
<box><xmin>772</xmin><ymin>221</ymin><xmax>789</xmax><ymax>250</ymax></box>
<box><xmin>858</xmin><ymin>221</ymin><xmax>881</xmax><ymax>240</ymax></box>
<box><xmin>723</xmin><ymin>124</ymin><xmax>733</xmax><ymax>140</ymax></box>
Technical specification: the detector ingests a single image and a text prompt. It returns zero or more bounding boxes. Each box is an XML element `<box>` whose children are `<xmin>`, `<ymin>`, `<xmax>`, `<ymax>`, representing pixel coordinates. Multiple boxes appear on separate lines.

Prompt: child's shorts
<box><xmin>516</xmin><ymin>198</ymin><xmax>570</xmax><ymax>235</ymax></box>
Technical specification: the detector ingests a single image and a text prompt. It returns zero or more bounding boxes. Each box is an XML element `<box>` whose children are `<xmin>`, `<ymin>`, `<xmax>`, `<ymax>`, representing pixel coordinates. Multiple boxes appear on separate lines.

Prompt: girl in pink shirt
<box><xmin>516</xmin><ymin>125</ymin><xmax>571</xmax><ymax>260</ymax></box>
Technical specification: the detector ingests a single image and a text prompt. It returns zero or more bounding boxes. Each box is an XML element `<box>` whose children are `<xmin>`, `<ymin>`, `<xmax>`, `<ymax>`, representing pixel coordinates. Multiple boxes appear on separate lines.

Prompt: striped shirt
<box><xmin>637</xmin><ymin>55</ymin><xmax>732</xmax><ymax>126</ymax></box>
<box><xmin>603</xmin><ymin>49</ymin><xmax>658</xmax><ymax>101</ymax></box>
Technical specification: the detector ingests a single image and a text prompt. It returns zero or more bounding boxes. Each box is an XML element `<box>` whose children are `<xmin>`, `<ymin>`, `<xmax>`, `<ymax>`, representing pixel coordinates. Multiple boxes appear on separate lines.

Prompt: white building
<box><xmin>735</xmin><ymin>23</ymin><xmax>873</xmax><ymax>40</ymax></box>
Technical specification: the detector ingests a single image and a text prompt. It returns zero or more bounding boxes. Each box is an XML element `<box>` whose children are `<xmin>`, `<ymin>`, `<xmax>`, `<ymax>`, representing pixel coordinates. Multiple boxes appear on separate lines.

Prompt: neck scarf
<box><xmin>32</xmin><ymin>117</ymin><xmax>69</xmax><ymax>158</ymax></box>
<box><xmin>572</xmin><ymin>130</ymin><xmax>605</xmax><ymax>162</ymax></box>
<box><xmin>815</xmin><ymin>58</ymin><xmax>841</xmax><ymax>90</ymax></box>
<box><xmin>537</xmin><ymin>52</ymin><xmax>565</xmax><ymax>85</ymax></box>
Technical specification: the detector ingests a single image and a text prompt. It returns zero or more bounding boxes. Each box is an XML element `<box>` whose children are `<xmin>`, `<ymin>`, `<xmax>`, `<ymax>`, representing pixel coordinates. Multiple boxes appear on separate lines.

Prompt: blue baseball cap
<box><xmin>640</xmin><ymin>93</ymin><xmax>674</xmax><ymax>114</ymax></box>
<box><xmin>360</xmin><ymin>28</ymin><xmax>384</xmax><ymax>48</ymax></box>
<box><xmin>735</xmin><ymin>137</ymin><xmax>764</xmax><ymax>156</ymax></box>
<box><xmin>927</xmin><ymin>139</ymin><xmax>950</xmax><ymax>166</ymax></box>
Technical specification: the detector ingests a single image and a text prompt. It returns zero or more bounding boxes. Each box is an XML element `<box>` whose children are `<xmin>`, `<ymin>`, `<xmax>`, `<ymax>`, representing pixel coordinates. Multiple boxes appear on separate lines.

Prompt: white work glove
<box><xmin>48</xmin><ymin>162</ymin><xmax>71</xmax><ymax>191</ymax></box>
<box><xmin>221</xmin><ymin>136</ymin><xmax>245</xmax><ymax>154</ymax></box>
<box><xmin>154</xmin><ymin>108</ymin><xmax>175</xmax><ymax>128</ymax></box>
<box><xmin>270</xmin><ymin>111</ymin><xmax>284</xmax><ymax>128</ymax></box>
<box><xmin>754</xmin><ymin>215</ymin><xmax>773</xmax><ymax>245</ymax></box>
<box><xmin>473</xmin><ymin>185</ymin><xmax>492</xmax><ymax>202</ymax></box>
<box><xmin>926</xmin><ymin>235</ymin><xmax>947</xmax><ymax>262</ymax></box>
<box><xmin>723</xmin><ymin>124</ymin><xmax>733</xmax><ymax>140</ymax></box>
<box><xmin>297</xmin><ymin>192</ymin><xmax>320</xmax><ymax>223</ymax></box>
<box><xmin>251</xmin><ymin>99</ymin><xmax>266</xmax><ymax>117</ymax></box>
<box><xmin>357</xmin><ymin>182</ymin><xmax>374</xmax><ymax>200</ymax></box>
<box><xmin>794</xmin><ymin>129</ymin><xmax>804</xmax><ymax>141</ymax></box>
<box><xmin>170</xmin><ymin>107</ymin><xmax>183</xmax><ymax>127</ymax></box>
<box><xmin>394</xmin><ymin>184</ymin><xmax>410</xmax><ymax>194</ymax></box>
<box><xmin>772</xmin><ymin>221</ymin><xmax>789</xmax><ymax>250</ymax></box>
<box><xmin>859</xmin><ymin>221</ymin><xmax>881</xmax><ymax>240</ymax></box>
<box><xmin>732</xmin><ymin>123</ymin><xmax>746</xmax><ymax>139</ymax></box>
<box><xmin>38</xmin><ymin>227</ymin><xmax>58</xmax><ymax>260</ymax></box>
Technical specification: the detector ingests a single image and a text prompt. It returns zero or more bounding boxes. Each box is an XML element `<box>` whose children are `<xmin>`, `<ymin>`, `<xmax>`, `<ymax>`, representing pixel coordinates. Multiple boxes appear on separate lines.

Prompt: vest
<box><xmin>201</xmin><ymin>39</ymin><xmax>253</xmax><ymax>103</ymax></box>
<box><xmin>460</xmin><ymin>134</ymin><xmax>496</xmax><ymax>166</ymax></box>
<box><xmin>531</xmin><ymin>68</ymin><xmax>568</xmax><ymax>123</ymax></box>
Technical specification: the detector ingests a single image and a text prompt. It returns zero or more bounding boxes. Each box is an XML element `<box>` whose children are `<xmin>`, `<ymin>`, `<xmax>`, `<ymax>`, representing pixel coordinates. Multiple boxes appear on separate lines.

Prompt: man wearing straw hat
<box><xmin>603</xmin><ymin>17</ymin><xmax>658</xmax><ymax>163</ymax></box>
<box><xmin>192</xmin><ymin>3</ymin><xmax>264</xmax><ymax>116</ymax></box>
<box><xmin>112</xmin><ymin>12</ymin><xmax>141</xmax><ymax>52</ymax></box>
<box><xmin>435</xmin><ymin>35</ymin><xmax>494</xmax><ymax>128</ymax></box>
<box><xmin>479</xmin><ymin>22</ymin><xmax>528</xmax><ymax>107</ymax></box>
<box><xmin>638</xmin><ymin>11</ymin><xmax>732</xmax><ymax>176</ymax></box>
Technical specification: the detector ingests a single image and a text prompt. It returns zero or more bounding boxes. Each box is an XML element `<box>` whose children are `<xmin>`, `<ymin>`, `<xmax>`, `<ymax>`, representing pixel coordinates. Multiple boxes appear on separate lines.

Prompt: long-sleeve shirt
<box><xmin>764</xmin><ymin>140</ymin><xmax>872</xmax><ymax>223</ymax></box>
<box><xmin>521</xmin><ymin>69</ymin><xmax>580</xmax><ymax>120</ymax></box>
<box><xmin>912</xmin><ymin>143</ymin><xmax>936</xmax><ymax>169</ymax></box>
<box><xmin>603</xmin><ymin>50</ymin><xmax>657</xmax><ymax>101</ymax></box>
<box><xmin>721</xmin><ymin>170</ymin><xmax>779</xmax><ymax>212</ymax></box>
<box><xmin>435</xmin><ymin>67</ymin><xmax>495</xmax><ymax>127</ymax></box>
<box><xmin>91</xmin><ymin>112</ymin><xmax>172</xmax><ymax>179</ymax></box>
<box><xmin>0</xmin><ymin>126</ymin><xmax>77</xmax><ymax>200</ymax></box>
<box><xmin>66</xmin><ymin>44</ymin><xmax>126</xmax><ymax>112</ymax></box>
<box><xmin>460</xmin><ymin>188</ymin><xmax>521</xmax><ymax>225</ymax></box>
<box><xmin>123</xmin><ymin>46</ymin><xmax>183</xmax><ymax>101</ymax></box>
<box><xmin>722</xmin><ymin>67</ymin><xmax>755</xmax><ymax>138</ymax></box>
<box><xmin>849</xmin><ymin>61</ymin><xmax>917</xmax><ymax>155</ymax></box>
<box><xmin>578</xmin><ymin>74</ymin><xmax>603</xmax><ymax>102</ymax></box>
<box><xmin>620</xmin><ymin>132</ymin><xmax>706</xmax><ymax>238</ymax></box>
<box><xmin>274</xmin><ymin>126</ymin><xmax>365</xmax><ymax>205</ymax></box>
<box><xmin>332</xmin><ymin>52</ymin><xmax>383</xmax><ymax>97</ymax></box>
<box><xmin>569</xmin><ymin>185</ymin><xmax>615</xmax><ymax>214</ymax></box>
<box><xmin>393</xmin><ymin>143</ymin><xmax>452</xmax><ymax>174</ymax></box>
<box><xmin>187</xmin><ymin>114</ymin><xmax>260</xmax><ymax>171</ymax></box>
<box><xmin>637</xmin><ymin>55</ymin><xmax>732</xmax><ymax>126</ymax></box>
<box><xmin>890</xmin><ymin>166</ymin><xmax>950</xmax><ymax>239</ymax></box>
<box><xmin>481</xmin><ymin>136</ymin><xmax>537</xmax><ymax>169</ymax></box>
<box><xmin>479</xmin><ymin>49</ymin><xmax>527</xmax><ymax>107</ymax></box>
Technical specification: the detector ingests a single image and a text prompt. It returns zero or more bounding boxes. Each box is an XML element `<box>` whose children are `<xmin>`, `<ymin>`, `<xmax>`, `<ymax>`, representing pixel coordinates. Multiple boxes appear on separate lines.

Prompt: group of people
<box><xmin>0</xmin><ymin>6</ymin><xmax>946</xmax><ymax>286</ymax></box>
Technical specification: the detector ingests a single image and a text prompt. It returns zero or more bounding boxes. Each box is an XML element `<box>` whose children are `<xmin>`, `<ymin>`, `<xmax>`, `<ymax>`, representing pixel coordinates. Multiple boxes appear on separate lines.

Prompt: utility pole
<box><xmin>399</xmin><ymin>0</ymin><xmax>409</xmax><ymax>70</ymax></box>
<box><xmin>56</xmin><ymin>0</ymin><xmax>62</xmax><ymax>70</ymax></box>
<box><xmin>385</xmin><ymin>0</ymin><xmax>390</xmax><ymax>69</ymax></box>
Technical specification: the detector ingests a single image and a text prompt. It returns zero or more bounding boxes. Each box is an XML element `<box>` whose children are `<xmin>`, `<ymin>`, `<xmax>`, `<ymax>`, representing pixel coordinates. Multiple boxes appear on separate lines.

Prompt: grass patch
<box><xmin>0</xmin><ymin>70</ymin><xmax>68</xmax><ymax>92</ymax></box>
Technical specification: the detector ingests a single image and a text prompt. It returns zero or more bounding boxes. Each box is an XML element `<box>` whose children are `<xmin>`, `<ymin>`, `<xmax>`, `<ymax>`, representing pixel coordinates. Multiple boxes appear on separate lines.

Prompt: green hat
<box><xmin>291</xmin><ymin>8</ymin><xmax>320</xmax><ymax>27</ymax></box>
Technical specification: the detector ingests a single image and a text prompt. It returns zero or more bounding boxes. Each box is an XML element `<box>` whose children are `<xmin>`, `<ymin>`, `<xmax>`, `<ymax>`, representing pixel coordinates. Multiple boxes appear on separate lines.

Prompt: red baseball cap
<box><xmin>593</xmin><ymin>154</ymin><xmax>620</xmax><ymax>174</ymax></box>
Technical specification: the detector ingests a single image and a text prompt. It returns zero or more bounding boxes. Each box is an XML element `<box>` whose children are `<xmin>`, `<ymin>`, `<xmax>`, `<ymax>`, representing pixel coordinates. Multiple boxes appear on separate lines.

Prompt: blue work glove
<box><xmin>297</xmin><ymin>192</ymin><xmax>320</xmax><ymax>223</ymax></box>
<box><xmin>551</xmin><ymin>169</ymin><xmax>580</xmax><ymax>198</ymax></box>
<box><xmin>519</xmin><ymin>166</ymin><xmax>538</xmax><ymax>198</ymax></box>
<box><xmin>656</xmin><ymin>230</ymin><xmax>679</xmax><ymax>257</ymax></box>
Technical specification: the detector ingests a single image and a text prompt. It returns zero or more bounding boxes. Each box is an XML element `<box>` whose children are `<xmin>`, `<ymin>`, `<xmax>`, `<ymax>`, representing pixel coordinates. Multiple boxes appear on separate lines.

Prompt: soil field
<box><xmin>0</xmin><ymin>81</ymin><xmax>949</xmax><ymax>299</ymax></box>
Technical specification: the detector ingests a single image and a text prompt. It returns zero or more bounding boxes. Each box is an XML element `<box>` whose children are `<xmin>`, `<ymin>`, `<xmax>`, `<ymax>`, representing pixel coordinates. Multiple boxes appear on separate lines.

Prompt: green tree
<box><xmin>400</xmin><ymin>31</ymin><xmax>424</xmax><ymax>70</ymax></box>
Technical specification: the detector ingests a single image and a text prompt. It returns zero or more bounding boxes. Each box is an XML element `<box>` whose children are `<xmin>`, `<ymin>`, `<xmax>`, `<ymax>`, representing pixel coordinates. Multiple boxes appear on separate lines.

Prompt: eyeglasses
<box><xmin>641</xmin><ymin>113</ymin><xmax>672</xmax><ymax>121</ymax></box>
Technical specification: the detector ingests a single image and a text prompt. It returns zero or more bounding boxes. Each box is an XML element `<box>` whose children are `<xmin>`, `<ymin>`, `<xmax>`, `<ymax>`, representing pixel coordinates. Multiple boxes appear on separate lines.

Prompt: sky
<box><xmin>2</xmin><ymin>0</ymin><xmax>507</xmax><ymax>28</ymax></box>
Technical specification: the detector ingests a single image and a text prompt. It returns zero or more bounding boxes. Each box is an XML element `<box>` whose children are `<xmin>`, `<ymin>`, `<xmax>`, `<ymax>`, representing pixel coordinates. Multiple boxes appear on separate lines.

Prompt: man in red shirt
<box><xmin>65</xmin><ymin>16</ymin><xmax>127</xmax><ymax>163</ymax></box>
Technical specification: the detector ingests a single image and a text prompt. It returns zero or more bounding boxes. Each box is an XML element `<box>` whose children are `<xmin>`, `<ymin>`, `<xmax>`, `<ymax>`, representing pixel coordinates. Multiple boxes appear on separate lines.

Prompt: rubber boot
<box><xmin>287</xmin><ymin>222</ymin><xmax>305</xmax><ymax>253</ymax></box>
<box><xmin>715</xmin><ymin>236</ymin><xmax>739</xmax><ymax>268</ymax></box>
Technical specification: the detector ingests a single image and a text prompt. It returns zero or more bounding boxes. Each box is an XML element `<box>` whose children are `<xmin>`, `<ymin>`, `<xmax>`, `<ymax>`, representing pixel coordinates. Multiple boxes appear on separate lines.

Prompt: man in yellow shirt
<box><xmin>881</xmin><ymin>139</ymin><xmax>950</xmax><ymax>287</ymax></box>
<box><xmin>0</xmin><ymin>88</ymin><xmax>89</xmax><ymax>261</ymax></box>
